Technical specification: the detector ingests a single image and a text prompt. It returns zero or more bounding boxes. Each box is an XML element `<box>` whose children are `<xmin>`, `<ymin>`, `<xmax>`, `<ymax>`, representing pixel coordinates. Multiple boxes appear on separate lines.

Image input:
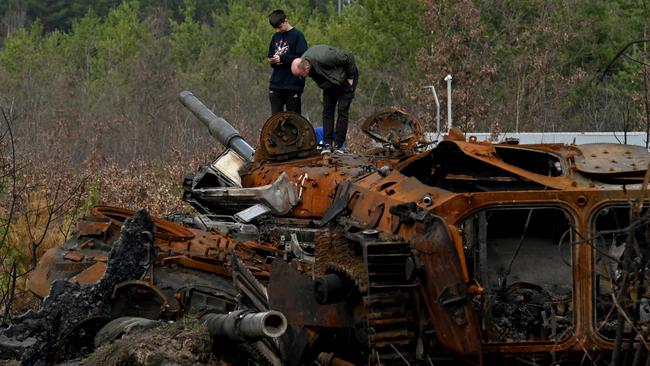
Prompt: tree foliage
<box><xmin>412</xmin><ymin>0</ymin><xmax>649</xmax><ymax>134</ymax></box>
<box><xmin>0</xmin><ymin>0</ymin><xmax>646</xmax><ymax>144</ymax></box>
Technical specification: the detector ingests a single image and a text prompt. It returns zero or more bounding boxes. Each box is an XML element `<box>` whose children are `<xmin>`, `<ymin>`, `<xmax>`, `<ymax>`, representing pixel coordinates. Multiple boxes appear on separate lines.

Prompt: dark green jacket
<box><xmin>302</xmin><ymin>45</ymin><xmax>357</xmax><ymax>89</ymax></box>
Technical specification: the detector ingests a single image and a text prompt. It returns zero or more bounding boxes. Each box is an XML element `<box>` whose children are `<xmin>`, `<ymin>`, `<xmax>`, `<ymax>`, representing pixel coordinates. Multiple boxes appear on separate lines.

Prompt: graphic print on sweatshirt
<box><xmin>274</xmin><ymin>40</ymin><xmax>289</xmax><ymax>56</ymax></box>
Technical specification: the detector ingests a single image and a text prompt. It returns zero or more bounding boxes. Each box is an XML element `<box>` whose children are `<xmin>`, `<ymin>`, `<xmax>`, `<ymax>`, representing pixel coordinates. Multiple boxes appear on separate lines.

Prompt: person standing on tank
<box><xmin>291</xmin><ymin>45</ymin><xmax>358</xmax><ymax>151</ymax></box>
<box><xmin>267</xmin><ymin>9</ymin><xmax>308</xmax><ymax>115</ymax></box>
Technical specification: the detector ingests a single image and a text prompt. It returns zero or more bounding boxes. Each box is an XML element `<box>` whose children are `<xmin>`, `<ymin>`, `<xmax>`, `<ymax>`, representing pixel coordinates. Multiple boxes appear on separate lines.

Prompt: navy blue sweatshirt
<box><xmin>268</xmin><ymin>27</ymin><xmax>308</xmax><ymax>91</ymax></box>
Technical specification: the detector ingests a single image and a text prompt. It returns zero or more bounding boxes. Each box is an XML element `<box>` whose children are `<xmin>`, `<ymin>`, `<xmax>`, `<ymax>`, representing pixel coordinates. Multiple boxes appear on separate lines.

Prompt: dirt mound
<box><xmin>79</xmin><ymin>318</ymin><xmax>223</xmax><ymax>366</ymax></box>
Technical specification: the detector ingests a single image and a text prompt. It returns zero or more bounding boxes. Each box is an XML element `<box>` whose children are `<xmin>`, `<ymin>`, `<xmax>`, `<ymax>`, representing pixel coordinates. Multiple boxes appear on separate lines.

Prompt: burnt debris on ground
<box><xmin>0</xmin><ymin>209</ymin><xmax>155</xmax><ymax>365</ymax></box>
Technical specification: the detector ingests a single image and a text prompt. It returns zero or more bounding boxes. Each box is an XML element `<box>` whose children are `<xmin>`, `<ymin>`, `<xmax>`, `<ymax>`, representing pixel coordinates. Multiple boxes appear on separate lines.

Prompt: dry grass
<box><xmin>8</xmin><ymin>190</ymin><xmax>74</xmax><ymax>253</ymax></box>
<box><xmin>88</xmin><ymin>159</ymin><xmax>191</xmax><ymax>216</ymax></box>
<box><xmin>0</xmin><ymin>146</ymin><xmax>207</xmax><ymax>316</ymax></box>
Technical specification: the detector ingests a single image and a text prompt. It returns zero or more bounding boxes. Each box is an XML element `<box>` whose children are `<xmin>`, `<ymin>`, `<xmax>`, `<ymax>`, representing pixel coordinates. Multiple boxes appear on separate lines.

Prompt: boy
<box><xmin>267</xmin><ymin>10</ymin><xmax>308</xmax><ymax>115</ymax></box>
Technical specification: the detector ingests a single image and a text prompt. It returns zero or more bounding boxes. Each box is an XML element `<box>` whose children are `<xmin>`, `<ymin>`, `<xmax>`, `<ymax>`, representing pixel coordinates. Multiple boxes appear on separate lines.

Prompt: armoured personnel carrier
<box><xmin>8</xmin><ymin>91</ymin><xmax>650</xmax><ymax>365</ymax></box>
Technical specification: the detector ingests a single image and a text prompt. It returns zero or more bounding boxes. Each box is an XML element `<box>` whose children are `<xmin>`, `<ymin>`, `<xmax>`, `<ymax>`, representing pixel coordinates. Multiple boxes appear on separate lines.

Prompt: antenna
<box><xmin>444</xmin><ymin>74</ymin><xmax>453</xmax><ymax>132</ymax></box>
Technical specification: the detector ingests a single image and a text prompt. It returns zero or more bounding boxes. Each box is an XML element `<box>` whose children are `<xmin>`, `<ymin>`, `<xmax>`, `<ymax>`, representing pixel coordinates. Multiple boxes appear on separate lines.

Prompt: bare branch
<box><xmin>600</xmin><ymin>39</ymin><xmax>650</xmax><ymax>82</ymax></box>
<box><xmin>0</xmin><ymin>104</ymin><xmax>18</xmax><ymax>252</ymax></box>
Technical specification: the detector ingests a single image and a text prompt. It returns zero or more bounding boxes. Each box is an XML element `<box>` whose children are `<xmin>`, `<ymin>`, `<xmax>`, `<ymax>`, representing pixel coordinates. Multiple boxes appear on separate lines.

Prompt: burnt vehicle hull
<box><xmin>331</xmin><ymin>137</ymin><xmax>650</xmax><ymax>364</ymax></box>
<box><xmin>28</xmin><ymin>206</ymin><xmax>277</xmax><ymax>317</ymax></box>
<box><xmin>15</xmin><ymin>92</ymin><xmax>650</xmax><ymax>366</ymax></box>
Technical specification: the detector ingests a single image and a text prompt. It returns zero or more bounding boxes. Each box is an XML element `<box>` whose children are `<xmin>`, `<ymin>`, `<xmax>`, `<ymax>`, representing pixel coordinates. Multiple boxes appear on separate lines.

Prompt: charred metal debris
<box><xmin>2</xmin><ymin>91</ymin><xmax>650</xmax><ymax>365</ymax></box>
<box><xmin>0</xmin><ymin>210</ymin><xmax>155</xmax><ymax>365</ymax></box>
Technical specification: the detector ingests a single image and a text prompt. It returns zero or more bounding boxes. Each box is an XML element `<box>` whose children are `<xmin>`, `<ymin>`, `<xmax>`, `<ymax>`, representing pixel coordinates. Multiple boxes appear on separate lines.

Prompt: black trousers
<box><xmin>322</xmin><ymin>72</ymin><xmax>358</xmax><ymax>148</ymax></box>
<box><xmin>269</xmin><ymin>89</ymin><xmax>302</xmax><ymax>115</ymax></box>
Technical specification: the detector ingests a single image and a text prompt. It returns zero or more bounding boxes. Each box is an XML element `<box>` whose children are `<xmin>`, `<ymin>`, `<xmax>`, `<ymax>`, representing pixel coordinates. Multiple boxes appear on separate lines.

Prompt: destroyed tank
<box><xmin>10</xmin><ymin>90</ymin><xmax>650</xmax><ymax>366</ymax></box>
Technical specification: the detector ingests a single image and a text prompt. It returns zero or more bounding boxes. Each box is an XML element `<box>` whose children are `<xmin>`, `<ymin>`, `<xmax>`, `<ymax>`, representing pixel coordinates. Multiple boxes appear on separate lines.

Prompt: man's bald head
<box><xmin>291</xmin><ymin>58</ymin><xmax>310</xmax><ymax>79</ymax></box>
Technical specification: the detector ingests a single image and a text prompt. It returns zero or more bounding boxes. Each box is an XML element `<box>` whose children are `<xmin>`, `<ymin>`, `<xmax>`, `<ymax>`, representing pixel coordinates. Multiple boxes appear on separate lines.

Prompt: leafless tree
<box><xmin>0</xmin><ymin>103</ymin><xmax>87</xmax><ymax>321</ymax></box>
<box><xmin>0</xmin><ymin>103</ymin><xmax>21</xmax><ymax>322</ymax></box>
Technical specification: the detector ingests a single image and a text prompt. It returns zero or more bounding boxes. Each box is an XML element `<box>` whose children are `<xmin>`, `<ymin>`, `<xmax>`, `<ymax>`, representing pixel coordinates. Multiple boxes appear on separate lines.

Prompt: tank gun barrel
<box><xmin>201</xmin><ymin>310</ymin><xmax>287</xmax><ymax>341</ymax></box>
<box><xmin>179</xmin><ymin>90</ymin><xmax>254</xmax><ymax>161</ymax></box>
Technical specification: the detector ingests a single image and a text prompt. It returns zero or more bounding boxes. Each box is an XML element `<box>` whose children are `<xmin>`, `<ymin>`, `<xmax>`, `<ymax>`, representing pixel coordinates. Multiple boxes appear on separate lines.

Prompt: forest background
<box><xmin>0</xmin><ymin>0</ymin><xmax>647</xmax><ymax>317</ymax></box>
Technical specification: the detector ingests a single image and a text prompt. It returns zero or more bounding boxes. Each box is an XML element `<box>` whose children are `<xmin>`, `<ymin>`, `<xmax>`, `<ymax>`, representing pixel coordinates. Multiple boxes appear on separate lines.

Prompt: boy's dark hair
<box><xmin>268</xmin><ymin>9</ymin><xmax>287</xmax><ymax>28</ymax></box>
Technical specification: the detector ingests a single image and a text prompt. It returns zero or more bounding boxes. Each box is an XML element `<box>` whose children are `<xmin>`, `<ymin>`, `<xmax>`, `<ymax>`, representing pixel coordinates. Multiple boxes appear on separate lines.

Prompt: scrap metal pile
<box><xmin>2</xmin><ymin>91</ymin><xmax>650</xmax><ymax>365</ymax></box>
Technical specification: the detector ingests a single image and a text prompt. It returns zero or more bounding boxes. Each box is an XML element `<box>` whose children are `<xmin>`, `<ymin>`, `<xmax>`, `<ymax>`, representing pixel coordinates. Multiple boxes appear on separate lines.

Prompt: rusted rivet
<box><xmin>423</xmin><ymin>195</ymin><xmax>433</xmax><ymax>206</ymax></box>
<box><xmin>576</xmin><ymin>195</ymin><xmax>587</xmax><ymax>207</ymax></box>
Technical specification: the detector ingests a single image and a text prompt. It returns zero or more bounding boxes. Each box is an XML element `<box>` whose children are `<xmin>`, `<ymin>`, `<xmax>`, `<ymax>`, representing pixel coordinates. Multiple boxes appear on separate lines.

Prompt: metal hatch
<box><xmin>574</xmin><ymin>143</ymin><xmax>650</xmax><ymax>175</ymax></box>
<box><xmin>362</xmin><ymin>108</ymin><xmax>422</xmax><ymax>150</ymax></box>
<box><xmin>259</xmin><ymin>112</ymin><xmax>318</xmax><ymax>161</ymax></box>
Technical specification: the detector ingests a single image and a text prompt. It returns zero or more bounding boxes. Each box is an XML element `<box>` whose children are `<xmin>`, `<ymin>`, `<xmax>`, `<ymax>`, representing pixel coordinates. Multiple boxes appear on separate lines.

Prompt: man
<box><xmin>267</xmin><ymin>9</ymin><xmax>308</xmax><ymax>115</ymax></box>
<box><xmin>291</xmin><ymin>45</ymin><xmax>358</xmax><ymax>151</ymax></box>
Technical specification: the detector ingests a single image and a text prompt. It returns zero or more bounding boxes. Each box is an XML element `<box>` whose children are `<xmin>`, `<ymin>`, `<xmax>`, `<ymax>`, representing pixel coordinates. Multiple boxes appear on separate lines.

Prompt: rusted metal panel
<box><xmin>70</xmin><ymin>262</ymin><xmax>107</xmax><ymax>285</ymax></box>
<box><xmin>574</xmin><ymin>143</ymin><xmax>650</xmax><ymax>174</ymax></box>
<box><xmin>63</xmin><ymin>252</ymin><xmax>85</xmax><ymax>262</ymax></box>
<box><xmin>76</xmin><ymin>219</ymin><xmax>112</xmax><ymax>237</ymax></box>
<box><xmin>92</xmin><ymin>205</ymin><xmax>195</xmax><ymax>242</ymax></box>
<box><xmin>268</xmin><ymin>260</ymin><xmax>353</xmax><ymax>328</ymax></box>
<box><xmin>242</xmin><ymin>154</ymin><xmax>373</xmax><ymax>219</ymax></box>
<box><xmin>414</xmin><ymin>214</ymin><xmax>482</xmax><ymax>364</ymax></box>
<box><xmin>28</xmin><ymin>247</ymin><xmax>63</xmax><ymax>298</ymax></box>
<box><xmin>161</xmin><ymin>256</ymin><xmax>231</xmax><ymax>277</ymax></box>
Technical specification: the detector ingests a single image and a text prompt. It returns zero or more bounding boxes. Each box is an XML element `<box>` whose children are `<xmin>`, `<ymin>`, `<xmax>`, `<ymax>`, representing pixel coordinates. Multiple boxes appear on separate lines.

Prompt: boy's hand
<box><xmin>269</xmin><ymin>54</ymin><xmax>281</xmax><ymax>64</ymax></box>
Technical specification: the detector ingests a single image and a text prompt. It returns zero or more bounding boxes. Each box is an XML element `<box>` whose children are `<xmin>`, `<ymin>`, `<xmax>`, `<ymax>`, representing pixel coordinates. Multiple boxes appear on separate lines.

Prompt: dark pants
<box><xmin>322</xmin><ymin>72</ymin><xmax>357</xmax><ymax>148</ymax></box>
<box><xmin>269</xmin><ymin>89</ymin><xmax>302</xmax><ymax>115</ymax></box>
